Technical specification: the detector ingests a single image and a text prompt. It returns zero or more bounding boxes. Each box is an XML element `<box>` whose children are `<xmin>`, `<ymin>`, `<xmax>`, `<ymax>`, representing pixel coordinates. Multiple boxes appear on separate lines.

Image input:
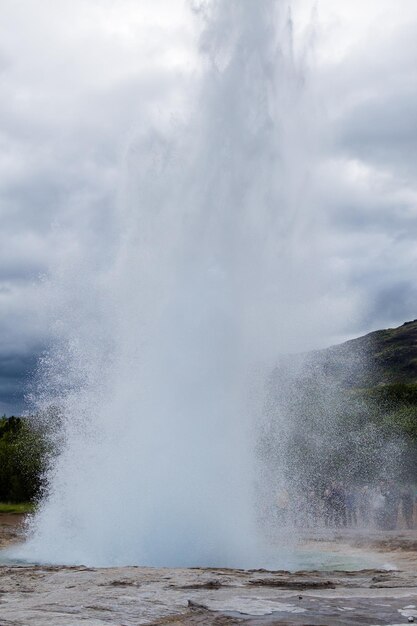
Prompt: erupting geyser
<box><xmin>16</xmin><ymin>1</ymin><xmax>350</xmax><ymax>567</ymax></box>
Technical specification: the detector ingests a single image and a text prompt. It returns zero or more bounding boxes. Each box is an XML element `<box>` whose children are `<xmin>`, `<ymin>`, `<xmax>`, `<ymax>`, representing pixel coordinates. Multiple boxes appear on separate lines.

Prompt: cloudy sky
<box><xmin>1</xmin><ymin>0</ymin><xmax>417</xmax><ymax>414</ymax></box>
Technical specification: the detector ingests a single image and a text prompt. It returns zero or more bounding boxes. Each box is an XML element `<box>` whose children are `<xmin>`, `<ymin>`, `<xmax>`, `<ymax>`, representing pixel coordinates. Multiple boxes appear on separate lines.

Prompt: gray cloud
<box><xmin>1</xmin><ymin>1</ymin><xmax>417</xmax><ymax>412</ymax></box>
<box><xmin>337</xmin><ymin>89</ymin><xmax>417</xmax><ymax>178</ymax></box>
<box><xmin>355</xmin><ymin>280</ymin><xmax>417</xmax><ymax>332</ymax></box>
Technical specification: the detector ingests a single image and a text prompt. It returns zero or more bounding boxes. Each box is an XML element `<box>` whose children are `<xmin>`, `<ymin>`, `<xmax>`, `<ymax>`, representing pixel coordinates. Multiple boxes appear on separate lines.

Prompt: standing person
<box><xmin>323</xmin><ymin>485</ymin><xmax>333</xmax><ymax>527</ymax></box>
<box><xmin>332</xmin><ymin>482</ymin><xmax>346</xmax><ymax>527</ymax></box>
<box><xmin>383</xmin><ymin>481</ymin><xmax>400</xmax><ymax>530</ymax></box>
<box><xmin>401</xmin><ymin>486</ymin><xmax>414</xmax><ymax>530</ymax></box>
<box><xmin>414</xmin><ymin>488</ymin><xmax>417</xmax><ymax>528</ymax></box>
<box><xmin>345</xmin><ymin>486</ymin><xmax>357</xmax><ymax>527</ymax></box>
<box><xmin>307</xmin><ymin>489</ymin><xmax>320</xmax><ymax>527</ymax></box>
<box><xmin>359</xmin><ymin>485</ymin><xmax>371</xmax><ymax>527</ymax></box>
<box><xmin>372</xmin><ymin>484</ymin><xmax>386</xmax><ymax>529</ymax></box>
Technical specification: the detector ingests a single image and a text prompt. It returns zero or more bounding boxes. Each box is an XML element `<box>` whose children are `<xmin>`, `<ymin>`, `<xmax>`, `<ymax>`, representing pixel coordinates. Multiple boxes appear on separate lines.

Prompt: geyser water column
<box><xmin>20</xmin><ymin>0</ymin><xmax>325</xmax><ymax>567</ymax></box>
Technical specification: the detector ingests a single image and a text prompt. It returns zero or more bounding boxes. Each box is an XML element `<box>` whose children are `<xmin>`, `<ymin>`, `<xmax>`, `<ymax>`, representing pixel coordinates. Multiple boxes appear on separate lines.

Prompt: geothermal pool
<box><xmin>0</xmin><ymin>519</ymin><xmax>395</xmax><ymax>571</ymax></box>
<box><xmin>0</xmin><ymin>546</ymin><xmax>374</xmax><ymax>571</ymax></box>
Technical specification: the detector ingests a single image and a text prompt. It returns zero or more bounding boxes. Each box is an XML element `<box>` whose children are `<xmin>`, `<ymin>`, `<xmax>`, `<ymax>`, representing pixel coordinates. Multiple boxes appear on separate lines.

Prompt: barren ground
<box><xmin>1</xmin><ymin>516</ymin><xmax>417</xmax><ymax>625</ymax></box>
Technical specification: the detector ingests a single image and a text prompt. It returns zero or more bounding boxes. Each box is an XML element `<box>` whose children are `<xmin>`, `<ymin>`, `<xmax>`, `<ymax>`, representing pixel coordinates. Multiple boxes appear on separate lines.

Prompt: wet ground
<box><xmin>1</xmin><ymin>517</ymin><xmax>417</xmax><ymax>625</ymax></box>
<box><xmin>0</xmin><ymin>514</ymin><xmax>25</xmax><ymax>550</ymax></box>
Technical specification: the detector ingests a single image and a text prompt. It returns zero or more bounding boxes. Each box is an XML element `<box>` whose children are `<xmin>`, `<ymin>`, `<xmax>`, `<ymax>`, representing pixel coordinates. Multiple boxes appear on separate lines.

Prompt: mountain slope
<box><xmin>306</xmin><ymin>319</ymin><xmax>417</xmax><ymax>389</ymax></box>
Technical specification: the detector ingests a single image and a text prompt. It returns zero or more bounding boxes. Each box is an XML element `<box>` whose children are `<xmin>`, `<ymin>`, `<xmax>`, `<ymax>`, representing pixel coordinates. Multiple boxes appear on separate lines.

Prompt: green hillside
<box><xmin>309</xmin><ymin>319</ymin><xmax>417</xmax><ymax>388</ymax></box>
<box><xmin>310</xmin><ymin>320</ymin><xmax>417</xmax><ymax>440</ymax></box>
<box><xmin>265</xmin><ymin>320</ymin><xmax>417</xmax><ymax>488</ymax></box>
<box><xmin>366</xmin><ymin>319</ymin><xmax>417</xmax><ymax>384</ymax></box>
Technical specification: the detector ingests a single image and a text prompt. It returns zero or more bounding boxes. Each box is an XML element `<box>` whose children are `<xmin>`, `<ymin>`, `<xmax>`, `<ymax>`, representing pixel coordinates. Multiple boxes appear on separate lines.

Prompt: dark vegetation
<box><xmin>0</xmin><ymin>415</ymin><xmax>47</xmax><ymax>503</ymax></box>
<box><xmin>1</xmin><ymin>320</ymin><xmax>417</xmax><ymax>504</ymax></box>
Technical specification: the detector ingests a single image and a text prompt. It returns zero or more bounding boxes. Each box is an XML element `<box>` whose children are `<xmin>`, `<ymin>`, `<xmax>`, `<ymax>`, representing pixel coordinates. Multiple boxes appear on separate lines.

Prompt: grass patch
<box><xmin>0</xmin><ymin>502</ymin><xmax>35</xmax><ymax>514</ymax></box>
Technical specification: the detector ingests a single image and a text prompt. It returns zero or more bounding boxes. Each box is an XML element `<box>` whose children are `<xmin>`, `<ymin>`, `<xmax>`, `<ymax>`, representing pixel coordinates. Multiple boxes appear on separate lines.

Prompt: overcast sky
<box><xmin>1</xmin><ymin>0</ymin><xmax>417</xmax><ymax>414</ymax></box>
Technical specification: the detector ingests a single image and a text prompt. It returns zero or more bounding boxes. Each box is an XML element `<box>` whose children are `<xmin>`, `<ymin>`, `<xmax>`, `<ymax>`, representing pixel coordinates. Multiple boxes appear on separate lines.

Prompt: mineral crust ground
<box><xmin>1</xmin><ymin>517</ymin><xmax>417</xmax><ymax>625</ymax></box>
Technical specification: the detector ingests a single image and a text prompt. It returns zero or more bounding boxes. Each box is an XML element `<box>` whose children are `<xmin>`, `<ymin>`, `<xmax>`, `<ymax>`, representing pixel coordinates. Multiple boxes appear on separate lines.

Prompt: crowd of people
<box><xmin>276</xmin><ymin>481</ymin><xmax>417</xmax><ymax>530</ymax></box>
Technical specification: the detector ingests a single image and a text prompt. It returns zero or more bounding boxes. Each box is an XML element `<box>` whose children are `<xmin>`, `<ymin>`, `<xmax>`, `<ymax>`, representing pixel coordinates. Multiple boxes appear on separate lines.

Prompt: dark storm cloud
<box><xmin>0</xmin><ymin>348</ymin><xmax>40</xmax><ymax>415</ymax></box>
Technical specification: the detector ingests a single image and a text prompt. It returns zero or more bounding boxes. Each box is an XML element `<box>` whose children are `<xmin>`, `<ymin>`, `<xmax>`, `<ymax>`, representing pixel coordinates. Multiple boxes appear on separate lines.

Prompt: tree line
<box><xmin>0</xmin><ymin>416</ymin><xmax>47</xmax><ymax>502</ymax></box>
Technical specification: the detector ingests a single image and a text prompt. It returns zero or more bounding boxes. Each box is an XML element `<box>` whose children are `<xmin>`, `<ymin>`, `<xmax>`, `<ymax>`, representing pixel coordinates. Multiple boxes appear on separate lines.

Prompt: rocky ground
<box><xmin>1</xmin><ymin>517</ymin><xmax>417</xmax><ymax>625</ymax></box>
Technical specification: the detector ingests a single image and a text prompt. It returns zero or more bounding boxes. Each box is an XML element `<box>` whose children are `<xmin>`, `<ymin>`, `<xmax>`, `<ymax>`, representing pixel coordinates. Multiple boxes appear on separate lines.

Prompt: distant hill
<box><xmin>356</xmin><ymin>319</ymin><xmax>417</xmax><ymax>385</ymax></box>
<box><xmin>303</xmin><ymin>319</ymin><xmax>417</xmax><ymax>389</ymax></box>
